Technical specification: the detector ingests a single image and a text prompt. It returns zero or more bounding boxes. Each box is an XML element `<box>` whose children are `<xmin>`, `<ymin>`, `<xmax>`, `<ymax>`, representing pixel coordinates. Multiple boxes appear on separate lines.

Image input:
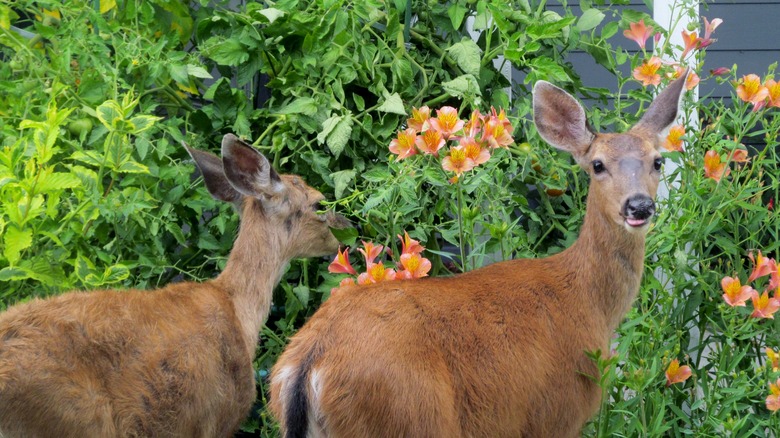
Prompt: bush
<box><xmin>2</xmin><ymin>0</ymin><xmax>780</xmax><ymax>436</ymax></box>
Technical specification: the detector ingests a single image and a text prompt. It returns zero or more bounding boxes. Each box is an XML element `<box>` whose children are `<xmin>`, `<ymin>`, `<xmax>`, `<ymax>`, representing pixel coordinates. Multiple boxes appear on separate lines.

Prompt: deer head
<box><xmin>185</xmin><ymin>134</ymin><xmax>349</xmax><ymax>259</ymax></box>
<box><xmin>533</xmin><ymin>71</ymin><xmax>688</xmax><ymax>233</ymax></box>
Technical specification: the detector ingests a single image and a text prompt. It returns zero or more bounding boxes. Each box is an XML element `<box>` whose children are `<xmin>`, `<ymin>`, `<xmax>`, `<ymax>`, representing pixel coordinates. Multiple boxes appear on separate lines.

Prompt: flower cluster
<box><xmin>625</xmin><ymin>17</ymin><xmax>722</xmax><ymax>89</ymax></box>
<box><xmin>735</xmin><ymin>74</ymin><xmax>780</xmax><ymax>111</ymax></box>
<box><xmin>720</xmin><ymin>250</ymin><xmax>780</xmax><ymax>316</ymax></box>
<box><xmin>328</xmin><ymin>232</ymin><xmax>432</xmax><ymax>292</ymax></box>
<box><xmin>389</xmin><ymin>106</ymin><xmax>514</xmax><ymax>180</ymax></box>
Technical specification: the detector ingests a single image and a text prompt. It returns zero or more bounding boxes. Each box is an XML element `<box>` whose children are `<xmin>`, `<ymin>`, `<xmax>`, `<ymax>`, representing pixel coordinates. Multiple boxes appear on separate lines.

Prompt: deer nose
<box><xmin>623</xmin><ymin>194</ymin><xmax>655</xmax><ymax>220</ymax></box>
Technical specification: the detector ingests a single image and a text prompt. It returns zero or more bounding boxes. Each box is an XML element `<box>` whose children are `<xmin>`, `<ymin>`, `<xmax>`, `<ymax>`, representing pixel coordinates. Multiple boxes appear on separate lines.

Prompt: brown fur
<box><xmin>0</xmin><ymin>134</ymin><xmax>347</xmax><ymax>438</ymax></box>
<box><xmin>269</xmin><ymin>73</ymin><xmax>689</xmax><ymax>438</ymax></box>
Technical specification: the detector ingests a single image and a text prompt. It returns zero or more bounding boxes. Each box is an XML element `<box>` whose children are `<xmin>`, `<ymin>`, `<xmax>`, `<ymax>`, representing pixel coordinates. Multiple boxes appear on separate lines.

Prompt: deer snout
<box><xmin>622</xmin><ymin>194</ymin><xmax>655</xmax><ymax>228</ymax></box>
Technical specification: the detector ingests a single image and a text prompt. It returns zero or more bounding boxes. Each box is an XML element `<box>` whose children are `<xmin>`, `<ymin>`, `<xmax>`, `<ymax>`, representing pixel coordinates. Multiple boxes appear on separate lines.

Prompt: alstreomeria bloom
<box><xmin>750</xmin><ymin>290</ymin><xmax>780</xmax><ymax>319</ymax></box>
<box><xmin>358</xmin><ymin>241</ymin><xmax>384</xmax><ymax>266</ymax></box>
<box><xmin>623</xmin><ymin>19</ymin><xmax>653</xmax><ymax>49</ymax></box>
<box><xmin>633</xmin><ymin>56</ymin><xmax>662</xmax><ymax>87</ymax></box>
<box><xmin>389</xmin><ymin>128</ymin><xmax>418</xmax><ymax>160</ymax></box>
<box><xmin>765</xmin><ymin>79</ymin><xmax>780</xmax><ymax>108</ymax></box>
<box><xmin>428</xmin><ymin>106</ymin><xmax>465</xmax><ymax>140</ymax></box>
<box><xmin>329</xmin><ymin>247</ymin><xmax>357</xmax><ymax>275</ymax></box>
<box><xmin>748</xmin><ymin>250</ymin><xmax>774</xmax><ymax>282</ymax></box>
<box><xmin>415</xmin><ymin>129</ymin><xmax>445</xmax><ymax>156</ymax></box>
<box><xmin>721</xmin><ymin>276</ymin><xmax>755</xmax><ymax>307</ymax></box>
<box><xmin>397</xmin><ymin>253</ymin><xmax>432</xmax><ymax>280</ymax></box>
<box><xmin>442</xmin><ymin>146</ymin><xmax>476</xmax><ymax>176</ymax></box>
<box><xmin>665</xmin><ymin>359</ymin><xmax>692</xmax><ymax>386</ymax></box>
<box><xmin>703</xmin><ymin>150</ymin><xmax>729</xmax><ymax>182</ymax></box>
<box><xmin>664</xmin><ymin>125</ymin><xmax>685</xmax><ymax>152</ymax></box>
<box><xmin>681</xmin><ymin>30</ymin><xmax>700</xmax><ymax>59</ymax></box>
<box><xmin>357</xmin><ymin>262</ymin><xmax>396</xmax><ymax>285</ymax></box>
<box><xmin>736</xmin><ymin>74</ymin><xmax>770</xmax><ymax>106</ymax></box>
<box><xmin>407</xmin><ymin>106</ymin><xmax>431</xmax><ymax>132</ymax></box>
<box><xmin>767</xmin><ymin>378</ymin><xmax>780</xmax><ymax>412</ymax></box>
<box><xmin>398</xmin><ymin>231</ymin><xmax>424</xmax><ymax>255</ymax></box>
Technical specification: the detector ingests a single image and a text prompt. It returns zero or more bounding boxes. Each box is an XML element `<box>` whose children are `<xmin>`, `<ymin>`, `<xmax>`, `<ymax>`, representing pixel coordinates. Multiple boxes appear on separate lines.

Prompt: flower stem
<box><xmin>456</xmin><ymin>177</ymin><xmax>468</xmax><ymax>272</ymax></box>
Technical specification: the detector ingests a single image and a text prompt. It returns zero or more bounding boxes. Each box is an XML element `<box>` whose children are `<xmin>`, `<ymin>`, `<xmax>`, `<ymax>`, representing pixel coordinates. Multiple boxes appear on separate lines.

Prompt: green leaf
<box><xmin>329</xmin><ymin>226</ymin><xmax>358</xmax><ymax>246</ymax></box>
<box><xmin>447</xmin><ymin>4</ymin><xmax>468</xmax><ymax>30</ymax></box>
<box><xmin>128</xmin><ymin>115</ymin><xmax>160</xmax><ymax>135</ymax></box>
<box><xmin>186</xmin><ymin>64</ymin><xmax>213</xmax><ymax>79</ymax></box>
<box><xmin>447</xmin><ymin>38</ymin><xmax>482</xmax><ymax>76</ymax></box>
<box><xmin>577</xmin><ymin>9</ymin><xmax>604</xmax><ymax>31</ymax></box>
<box><xmin>102</xmin><ymin>264</ymin><xmax>130</xmax><ymax>284</ymax></box>
<box><xmin>293</xmin><ymin>284</ymin><xmax>310</xmax><ymax>306</ymax></box>
<box><xmin>276</xmin><ymin>97</ymin><xmax>319</xmax><ymax>116</ymax></box>
<box><xmin>442</xmin><ymin>74</ymin><xmax>481</xmax><ymax>98</ymax></box>
<box><xmin>330</xmin><ymin>169</ymin><xmax>356</xmax><ymax>199</ymax></box>
<box><xmin>207</xmin><ymin>38</ymin><xmax>249</xmax><ymax>66</ymax></box>
<box><xmin>258</xmin><ymin>7</ymin><xmax>285</xmax><ymax>24</ymax></box>
<box><xmin>362</xmin><ymin>167</ymin><xmax>392</xmax><ymax>183</ymax></box>
<box><xmin>377</xmin><ymin>92</ymin><xmax>406</xmax><ymax>115</ymax></box>
<box><xmin>0</xmin><ymin>267</ymin><xmax>30</xmax><ymax>282</ymax></box>
<box><xmin>317</xmin><ymin>115</ymin><xmax>342</xmax><ymax>145</ymax></box>
<box><xmin>115</xmin><ymin>160</ymin><xmax>150</xmax><ymax>174</ymax></box>
<box><xmin>4</xmin><ymin>226</ymin><xmax>32</xmax><ymax>265</ymax></box>
<box><xmin>326</xmin><ymin>115</ymin><xmax>353</xmax><ymax>158</ymax></box>
<box><xmin>95</xmin><ymin>100</ymin><xmax>123</xmax><ymax>130</ymax></box>
<box><xmin>36</xmin><ymin>172</ymin><xmax>81</xmax><ymax>193</ymax></box>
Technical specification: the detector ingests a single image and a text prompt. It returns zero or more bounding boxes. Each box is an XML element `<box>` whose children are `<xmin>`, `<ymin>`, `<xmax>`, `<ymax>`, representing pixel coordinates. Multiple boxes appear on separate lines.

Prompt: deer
<box><xmin>0</xmin><ymin>134</ymin><xmax>349</xmax><ymax>437</ymax></box>
<box><xmin>268</xmin><ymin>71</ymin><xmax>689</xmax><ymax>438</ymax></box>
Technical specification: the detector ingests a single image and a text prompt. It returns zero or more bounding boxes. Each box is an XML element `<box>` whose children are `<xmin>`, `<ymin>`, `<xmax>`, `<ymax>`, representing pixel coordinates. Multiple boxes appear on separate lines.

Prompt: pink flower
<box><xmin>442</xmin><ymin>146</ymin><xmax>476</xmax><ymax>176</ymax></box>
<box><xmin>358</xmin><ymin>241</ymin><xmax>384</xmax><ymax>266</ymax></box>
<box><xmin>460</xmin><ymin>137</ymin><xmax>491</xmax><ymax>166</ymax></box>
<box><xmin>663</xmin><ymin>125</ymin><xmax>685</xmax><ymax>152</ymax></box>
<box><xmin>397</xmin><ymin>253</ymin><xmax>432</xmax><ymax>280</ymax></box>
<box><xmin>767</xmin><ymin>378</ymin><xmax>780</xmax><ymax>412</ymax></box>
<box><xmin>407</xmin><ymin>106</ymin><xmax>431</xmax><ymax>132</ymax></box>
<box><xmin>623</xmin><ymin>19</ymin><xmax>654</xmax><ymax>49</ymax></box>
<box><xmin>398</xmin><ymin>231</ymin><xmax>424</xmax><ymax>256</ymax></box>
<box><xmin>751</xmin><ymin>290</ymin><xmax>780</xmax><ymax>319</ymax></box>
<box><xmin>710</xmin><ymin>67</ymin><xmax>730</xmax><ymax>76</ymax></box>
<box><xmin>703</xmin><ymin>150</ymin><xmax>729</xmax><ymax>182</ymax></box>
<box><xmin>633</xmin><ymin>57</ymin><xmax>662</xmax><ymax>87</ymax></box>
<box><xmin>686</xmin><ymin>70</ymin><xmax>700</xmax><ymax>90</ymax></box>
<box><xmin>389</xmin><ymin>128</ymin><xmax>419</xmax><ymax>159</ymax></box>
<box><xmin>700</xmin><ymin>16</ymin><xmax>722</xmax><ymax>47</ymax></box>
<box><xmin>415</xmin><ymin>129</ymin><xmax>445</xmax><ymax>156</ymax></box>
<box><xmin>720</xmin><ymin>276</ymin><xmax>755</xmax><ymax>307</ymax></box>
<box><xmin>428</xmin><ymin>106</ymin><xmax>465</xmax><ymax>140</ymax></box>
<box><xmin>748</xmin><ymin>250</ymin><xmax>774</xmax><ymax>282</ymax></box>
<box><xmin>328</xmin><ymin>247</ymin><xmax>357</xmax><ymax>275</ymax></box>
<box><xmin>357</xmin><ymin>262</ymin><xmax>396</xmax><ymax>285</ymax></box>
<box><xmin>665</xmin><ymin>359</ymin><xmax>692</xmax><ymax>386</ymax></box>
<box><xmin>681</xmin><ymin>30</ymin><xmax>700</xmax><ymax>59</ymax></box>
<box><xmin>736</xmin><ymin>74</ymin><xmax>770</xmax><ymax>106</ymax></box>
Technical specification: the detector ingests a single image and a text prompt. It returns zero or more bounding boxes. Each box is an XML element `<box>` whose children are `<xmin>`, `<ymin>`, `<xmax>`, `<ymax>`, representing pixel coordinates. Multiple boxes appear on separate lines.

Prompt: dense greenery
<box><xmin>1</xmin><ymin>0</ymin><xmax>779</xmax><ymax>436</ymax></box>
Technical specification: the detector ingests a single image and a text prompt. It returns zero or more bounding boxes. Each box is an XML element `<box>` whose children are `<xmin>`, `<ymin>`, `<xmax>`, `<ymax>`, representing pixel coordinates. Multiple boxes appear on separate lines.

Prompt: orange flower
<box><xmin>727</xmin><ymin>148</ymin><xmax>749</xmax><ymax>163</ymax></box>
<box><xmin>751</xmin><ymin>290</ymin><xmax>780</xmax><ymax>319</ymax></box>
<box><xmin>462</xmin><ymin>109</ymin><xmax>483</xmax><ymax>138</ymax></box>
<box><xmin>736</xmin><ymin>74</ymin><xmax>770</xmax><ymax>105</ymax></box>
<box><xmin>415</xmin><ymin>129</ymin><xmax>445</xmax><ymax>156</ymax></box>
<box><xmin>428</xmin><ymin>106</ymin><xmax>465</xmax><ymax>140</ymax></box>
<box><xmin>623</xmin><ymin>19</ymin><xmax>653</xmax><ymax>49</ymax></box>
<box><xmin>767</xmin><ymin>378</ymin><xmax>780</xmax><ymax>412</ymax></box>
<box><xmin>330</xmin><ymin>277</ymin><xmax>356</xmax><ymax>295</ymax></box>
<box><xmin>748</xmin><ymin>250</ymin><xmax>774</xmax><ymax>282</ymax></box>
<box><xmin>461</xmin><ymin>137</ymin><xmax>491</xmax><ymax>166</ymax></box>
<box><xmin>665</xmin><ymin>359</ymin><xmax>692</xmax><ymax>386</ymax></box>
<box><xmin>398</xmin><ymin>231</ymin><xmax>424</xmax><ymax>256</ymax></box>
<box><xmin>664</xmin><ymin>125</ymin><xmax>685</xmax><ymax>152</ymax></box>
<box><xmin>767</xmin><ymin>348</ymin><xmax>780</xmax><ymax>372</ymax></box>
<box><xmin>407</xmin><ymin>106</ymin><xmax>431</xmax><ymax>132</ymax></box>
<box><xmin>490</xmin><ymin>107</ymin><xmax>513</xmax><ymax>130</ymax></box>
<box><xmin>700</xmin><ymin>16</ymin><xmax>722</xmax><ymax>47</ymax></box>
<box><xmin>765</xmin><ymin>79</ymin><xmax>780</xmax><ymax>108</ymax></box>
<box><xmin>442</xmin><ymin>146</ymin><xmax>476</xmax><ymax>176</ymax></box>
<box><xmin>681</xmin><ymin>30</ymin><xmax>700</xmax><ymax>59</ymax></box>
<box><xmin>328</xmin><ymin>247</ymin><xmax>357</xmax><ymax>275</ymax></box>
<box><xmin>481</xmin><ymin>118</ymin><xmax>514</xmax><ymax>148</ymax></box>
<box><xmin>357</xmin><ymin>262</ymin><xmax>396</xmax><ymax>285</ymax></box>
<box><xmin>686</xmin><ymin>71</ymin><xmax>700</xmax><ymax>90</ymax></box>
<box><xmin>703</xmin><ymin>150</ymin><xmax>729</xmax><ymax>182</ymax></box>
<box><xmin>633</xmin><ymin>57</ymin><xmax>662</xmax><ymax>87</ymax></box>
<box><xmin>768</xmin><ymin>259</ymin><xmax>780</xmax><ymax>293</ymax></box>
<box><xmin>358</xmin><ymin>241</ymin><xmax>384</xmax><ymax>266</ymax></box>
<box><xmin>721</xmin><ymin>276</ymin><xmax>755</xmax><ymax>307</ymax></box>
<box><xmin>397</xmin><ymin>253</ymin><xmax>432</xmax><ymax>280</ymax></box>
<box><xmin>389</xmin><ymin>128</ymin><xmax>419</xmax><ymax>159</ymax></box>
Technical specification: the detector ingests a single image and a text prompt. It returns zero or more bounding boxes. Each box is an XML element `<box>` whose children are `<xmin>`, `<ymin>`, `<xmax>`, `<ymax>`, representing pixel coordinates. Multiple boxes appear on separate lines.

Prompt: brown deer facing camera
<box><xmin>0</xmin><ymin>134</ymin><xmax>348</xmax><ymax>437</ymax></box>
<box><xmin>269</xmin><ymin>72</ymin><xmax>689</xmax><ymax>438</ymax></box>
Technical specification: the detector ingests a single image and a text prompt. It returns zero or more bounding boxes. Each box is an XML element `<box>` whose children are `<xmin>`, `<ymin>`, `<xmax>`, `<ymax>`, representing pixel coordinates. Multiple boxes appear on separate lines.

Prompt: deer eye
<box><xmin>653</xmin><ymin>157</ymin><xmax>664</xmax><ymax>171</ymax></box>
<box><xmin>592</xmin><ymin>160</ymin><xmax>605</xmax><ymax>174</ymax></box>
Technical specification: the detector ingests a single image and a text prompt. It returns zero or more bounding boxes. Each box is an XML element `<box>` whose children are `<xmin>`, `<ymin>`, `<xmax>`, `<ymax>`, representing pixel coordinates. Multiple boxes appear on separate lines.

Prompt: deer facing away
<box><xmin>269</xmin><ymin>72</ymin><xmax>689</xmax><ymax>438</ymax></box>
<box><xmin>0</xmin><ymin>134</ymin><xmax>348</xmax><ymax>437</ymax></box>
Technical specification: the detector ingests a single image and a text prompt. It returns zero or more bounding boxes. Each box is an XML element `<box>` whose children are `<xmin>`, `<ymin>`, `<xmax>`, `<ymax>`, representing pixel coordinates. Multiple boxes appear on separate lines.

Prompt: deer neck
<box><xmin>564</xmin><ymin>195</ymin><xmax>647</xmax><ymax>332</ymax></box>
<box><xmin>214</xmin><ymin>214</ymin><xmax>290</xmax><ymax>355</ymax></box>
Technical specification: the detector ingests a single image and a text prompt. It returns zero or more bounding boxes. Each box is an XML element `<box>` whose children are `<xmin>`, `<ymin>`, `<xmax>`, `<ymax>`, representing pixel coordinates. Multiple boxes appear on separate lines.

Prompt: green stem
<box><xmin>456</xmin><ymin>178</ymin><xmax>468</xmax><ymax>272</ymax></box>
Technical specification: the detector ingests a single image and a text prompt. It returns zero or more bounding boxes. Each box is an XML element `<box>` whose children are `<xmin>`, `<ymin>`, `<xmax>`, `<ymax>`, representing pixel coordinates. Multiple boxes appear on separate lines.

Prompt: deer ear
<box><xmin>183</xmin><ymin>142</ymin><xmax>241</xmax><ymax>203</ymax></box>
<box><xmin>533</xmin><ymin>81</ymin><xmax>595</xmax><ymax>161</ymax></box>
<box><xmin>632</xmin><ymin>68</ymin><xmax>688</xmax><ymax>136</ymax></box>
<box><xmin>221</xmin><ymin>134</ymin><xmax>286</xmax><ymax>199</ymax></box>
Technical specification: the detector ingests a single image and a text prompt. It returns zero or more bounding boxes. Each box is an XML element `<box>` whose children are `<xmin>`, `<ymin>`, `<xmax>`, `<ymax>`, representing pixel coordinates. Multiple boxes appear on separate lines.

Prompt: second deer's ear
<box><xmin>221</xmin><ymin>134</ymin><xmax>286</xmax><ymax>199</ymax></box>
<box><xmin>533</xmin><ymin>81</ymin><xmax>595</xmax><ymax>163</ymax></box>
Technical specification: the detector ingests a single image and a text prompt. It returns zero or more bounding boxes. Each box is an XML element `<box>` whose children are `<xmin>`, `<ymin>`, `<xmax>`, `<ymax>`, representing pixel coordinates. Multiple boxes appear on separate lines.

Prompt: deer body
<box><xmin>0</xmin><ymin>134</ymin><xmax>346</xmax><ymax>437</ymax></box>
<box><xmin>270</xmin><ymin>73</ymin><xmax>689</xmax><ymax>438</ymax></box>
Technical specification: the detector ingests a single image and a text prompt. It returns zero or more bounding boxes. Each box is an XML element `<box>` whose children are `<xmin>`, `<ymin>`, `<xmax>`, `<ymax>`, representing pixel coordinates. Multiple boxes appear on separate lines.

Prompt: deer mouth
<box><xmin>624</xmin><ymin>217</ymin><xmax>650</xmax><ymax>228</ymax></box>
